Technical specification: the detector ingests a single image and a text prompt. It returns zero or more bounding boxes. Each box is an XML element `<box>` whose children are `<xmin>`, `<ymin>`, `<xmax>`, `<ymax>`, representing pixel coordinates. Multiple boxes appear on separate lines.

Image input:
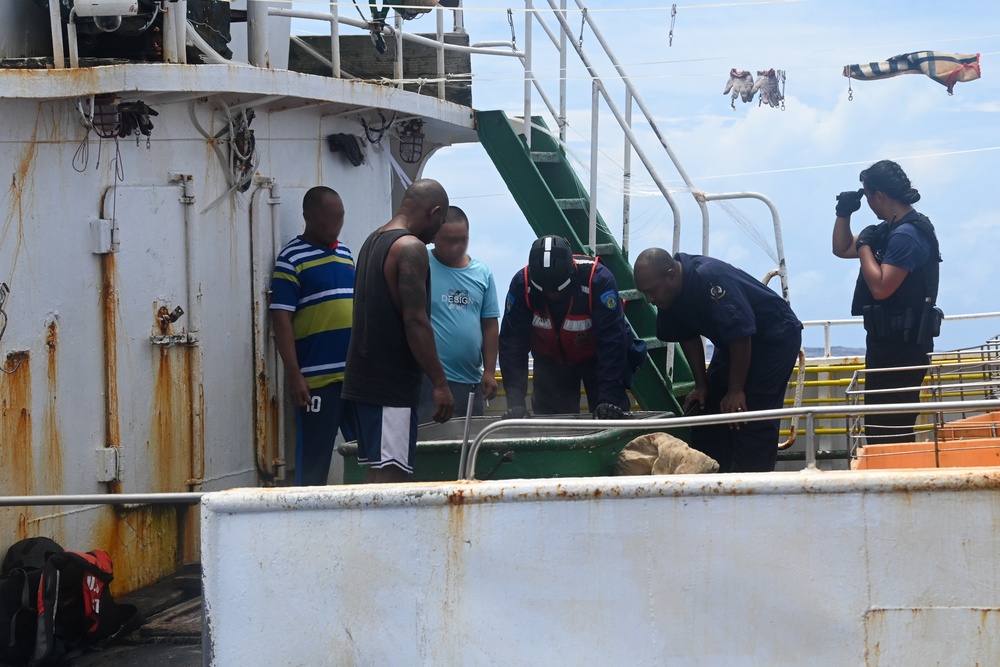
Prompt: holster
<box><xmin>916</xmin><ymin>300</ymin><xmax>943</xmax><ymax>344</ymax></box>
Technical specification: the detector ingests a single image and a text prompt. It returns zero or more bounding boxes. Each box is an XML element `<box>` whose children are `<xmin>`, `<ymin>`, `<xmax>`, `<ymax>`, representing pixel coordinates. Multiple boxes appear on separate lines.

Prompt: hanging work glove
<box><xmin>752</xmin><ymin>69</ymin><xmax>783</xmax><ymax>108</ymax></box>
<box><xmin>835</xmin><ymin>189</ymin><xmax>864</xmax><ymax>217</ymax></box>
<box><xmin>856</xmin><ymin>222</ymin><xmax>888</xmax><ymax>252</ymax></box>
<box><xmin>723</xmin><ymin>69</ymin><xmax>755</xmax><ymax>109</ymax></box>
<box><xmin>594</xmin><ymin>403</ymin><xmax>629</xmax><ymax>420</ymax></box>
<box><xmin>502</xmin><ymin>406</ymin><xmax>530</xmax><ymax>420</ymax></box>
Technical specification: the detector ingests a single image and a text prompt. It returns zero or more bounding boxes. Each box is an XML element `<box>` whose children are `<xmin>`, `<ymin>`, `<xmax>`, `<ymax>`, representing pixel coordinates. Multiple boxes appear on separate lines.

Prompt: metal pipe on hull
<box><xmin>249</xmin><ymin>178</ymin><xmax>283</xmax><ymax>481</ymax></box>
<box><xmin>174</xmin><ymin>174</ymin><xmax>205</xmax><ymax>489</ymax></box>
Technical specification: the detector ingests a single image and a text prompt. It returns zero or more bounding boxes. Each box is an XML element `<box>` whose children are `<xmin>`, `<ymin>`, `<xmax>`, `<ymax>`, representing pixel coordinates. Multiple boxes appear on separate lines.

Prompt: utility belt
<box><xmin>862</xmin><ymin>300</ymin><xmax>943</xmax><ymax>344</ymax></box>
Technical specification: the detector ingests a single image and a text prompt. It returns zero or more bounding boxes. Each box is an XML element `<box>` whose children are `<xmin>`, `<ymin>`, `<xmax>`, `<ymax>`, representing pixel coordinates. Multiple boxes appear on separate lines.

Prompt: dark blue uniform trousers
<box><xmin>691</xmin><ymin>330</ymin><xmax>801</xmax><ymax>473</ymax></box>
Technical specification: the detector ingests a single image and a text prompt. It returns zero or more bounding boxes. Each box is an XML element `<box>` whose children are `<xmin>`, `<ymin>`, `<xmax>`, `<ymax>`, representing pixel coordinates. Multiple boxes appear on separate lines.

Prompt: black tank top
<box><xmin>343</xmin><ymin>228</ymin><xmax>428</xmax><ymax>407</ymax></box>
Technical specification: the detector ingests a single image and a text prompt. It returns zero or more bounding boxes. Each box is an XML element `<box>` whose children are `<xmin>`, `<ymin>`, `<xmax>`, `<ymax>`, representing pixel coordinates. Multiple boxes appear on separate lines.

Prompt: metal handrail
<box><xmin>458</xmin><ymin>398</ymin><xmax>1000</xmax><ymax>480</ymax></box>
<box><xmin>802</xmin><ymin>312</ymin><xmax>1000</xmax><ymax>357</ymax></box>
<box><xmin>0</xmin><ymin>493</ymin><xmax>203</xmax><ymax>507</ymax></box>
<box><xmin>267</xmin><ymin>6</ymin><xmax>522</xmax><ymax>77</ymax></box>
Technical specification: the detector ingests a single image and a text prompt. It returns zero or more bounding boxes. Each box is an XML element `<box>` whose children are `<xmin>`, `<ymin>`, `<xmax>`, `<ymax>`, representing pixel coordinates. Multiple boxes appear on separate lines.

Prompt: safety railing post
<box><xmin>453</xmin><ymin>0</ymin><xmax>466</xmax><ymax>33</ymax></box>
<box><xmin>524</xmin><ymin>0</ymin><xmax>533</xmax><ymax>149</ymax></box>
<box><xmin>49</xmin><ymin>0</ymin><xmax>65</xmax><ymax>68</ymax></box>
<box><xmin>248</xmin><ymin>0</ymin><xmax>269</xmax><ymax>67</ymax></box>
<box><xmin>175</xmin><ymin>0</ymin><xmax>188</xmax><ymax>64</ymax></box>
<box><xmin>622</xmin><ymin>89</ymin><xmax>633</xmax><ymax>261</ymax></box>
<box><xmin>163</xmin><ymin>1</ymin><xmax>178</xmax><ymax>63</ymax></box>
<box><xmin>395</xmin><ymin>13</ymin><xmax>404</xmax><ymax>89</ymax></box>
<box><xmin>329</xmin><ymin>1</ymin><xmax>341</xmax><ymax>77</ymax></box>
<box><xmin>805</xmin><ymin>412</ymin><xmax>816</xmax><ymax>469</ymax></box>
<box><xmin>437</xmin><ymin>7</ymin><xmax>446</xmax><ymax>99</ymax></box>
<box><xmin>589</xmin><ymin>79</ymin><xmax>600</xmax><ymax>254</ymax></box>
<box><xmin>558</xmin><ymin>0</ymin><xmax>567</xmax><ymax>141</ymax></box>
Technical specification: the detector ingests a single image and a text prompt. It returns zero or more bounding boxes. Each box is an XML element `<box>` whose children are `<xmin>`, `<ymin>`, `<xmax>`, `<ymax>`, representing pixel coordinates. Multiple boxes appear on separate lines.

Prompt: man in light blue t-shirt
<box><xmin>417</xmin><ymin>206</ymin><xmax>500</xmax><ymax>422</ymax></box>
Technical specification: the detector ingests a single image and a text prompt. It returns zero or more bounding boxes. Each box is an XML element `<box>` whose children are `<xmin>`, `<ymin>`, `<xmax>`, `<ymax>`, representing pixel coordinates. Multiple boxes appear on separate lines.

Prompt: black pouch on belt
<box><xmin>917</xmin><ymin>299</ymin><xmax>944</xmax><ymax>344</ymax></box>
<box><xmin>901</xmin><ymin>307</ymin><xmax>917</xmax><ymax>343</ymax></box>
<box><xmin>871</xmin><ymin>305</ymin><xmax>890</xmax><ymax>340</ymax></box>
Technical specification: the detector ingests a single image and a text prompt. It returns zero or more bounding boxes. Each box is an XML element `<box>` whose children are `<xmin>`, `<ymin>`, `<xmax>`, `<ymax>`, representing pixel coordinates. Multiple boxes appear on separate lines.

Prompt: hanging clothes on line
<box><xmin>843</xmin><ymin>52</ymin><xmax>981</xmax><ymax>95</ymax></box>
<box><xmin>752</xmin><ymin>69</ymin><xmax>785</xmax><ymax>109</ymax></box>
<box><xmin>723</xmin><ymin>69</ymin><xmax>755</xmax><ymax>109</ymax></box>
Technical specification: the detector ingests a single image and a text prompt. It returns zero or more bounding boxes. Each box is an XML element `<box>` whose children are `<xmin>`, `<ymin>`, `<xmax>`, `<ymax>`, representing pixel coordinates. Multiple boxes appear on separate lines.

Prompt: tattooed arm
<box><xmin>394</xmin><ymin>236</ymin><xmax>454</xmax><ymax>422</ymax></box>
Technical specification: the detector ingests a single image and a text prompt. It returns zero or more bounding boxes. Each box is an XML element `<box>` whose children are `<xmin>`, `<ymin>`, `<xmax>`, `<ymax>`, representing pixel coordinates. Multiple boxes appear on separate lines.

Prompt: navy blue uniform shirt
<box><xmin>656</xmin><ymin>253</ymin><xmax>801</xmax><ymax>352</ymax></box>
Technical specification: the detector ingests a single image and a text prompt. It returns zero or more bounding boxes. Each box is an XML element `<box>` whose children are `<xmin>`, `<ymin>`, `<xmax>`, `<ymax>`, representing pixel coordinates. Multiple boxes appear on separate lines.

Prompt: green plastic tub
<box><xmin>337</xmin><ymin>412</ymin><xmax>688</xmax><ymax>483</ymax></box>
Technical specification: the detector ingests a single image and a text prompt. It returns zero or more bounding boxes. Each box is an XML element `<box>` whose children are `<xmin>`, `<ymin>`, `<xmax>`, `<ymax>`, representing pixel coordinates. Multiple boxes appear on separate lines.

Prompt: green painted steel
<box><xmin>475</xmin><ymin>110</ymin><xmax>693</xmax><ymax>413</ymax></box>
<box><xmin>338</xmin><ymin>416</ymin><xmax>692</xmax><ymax>483</ymax></box>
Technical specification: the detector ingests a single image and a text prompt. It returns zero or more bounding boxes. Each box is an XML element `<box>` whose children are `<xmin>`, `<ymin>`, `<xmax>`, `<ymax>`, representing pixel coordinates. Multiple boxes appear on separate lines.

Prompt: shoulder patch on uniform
<box><xmin>709</xmin><ymin>283</ymin><xmax>726</xmax><ymax>304</ymax></box>
<box><xmin>505</xmin><ymin>292</ymin><xmax>516</xmax><ymax>314</ymax></box>
<box><xmin>600</xmin><ymin>289</ymin><xmax>618</xmax><ymax>310</ymax></box>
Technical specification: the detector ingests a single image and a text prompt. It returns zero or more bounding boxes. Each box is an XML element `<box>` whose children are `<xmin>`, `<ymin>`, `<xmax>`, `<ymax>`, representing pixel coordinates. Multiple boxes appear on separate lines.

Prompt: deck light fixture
<box><xmin>73</xmin><ymin>1</ymin><xmax>138</xmax><ymax>32</ymax></box>
<box><xmin>398</xmin><ymin>119</ymin><xmax>425</xmax><ymax>164</ymax></box>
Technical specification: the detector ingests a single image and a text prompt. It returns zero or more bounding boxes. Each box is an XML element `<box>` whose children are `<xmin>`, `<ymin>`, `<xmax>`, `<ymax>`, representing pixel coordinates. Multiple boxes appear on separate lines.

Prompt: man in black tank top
<box><xmin>343</xmin><ymin>179</ymin><xmax>453</xmax><ymax>483</ymax></box>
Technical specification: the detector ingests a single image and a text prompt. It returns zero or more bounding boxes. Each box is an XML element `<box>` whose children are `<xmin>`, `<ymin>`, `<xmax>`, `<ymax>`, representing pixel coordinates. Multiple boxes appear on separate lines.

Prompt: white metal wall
<box><xmin>202</xmin><ymin>470</ymin><xmax>1000</xmax><ymax>666</ymax></box>
<box><xmin>0</xmin><ymin>91</ymin><xmax>401</xmax><ymax>585</ymax></box>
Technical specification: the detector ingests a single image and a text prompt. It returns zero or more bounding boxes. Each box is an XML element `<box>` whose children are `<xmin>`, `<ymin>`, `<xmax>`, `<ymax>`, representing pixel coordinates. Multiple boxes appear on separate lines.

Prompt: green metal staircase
<box><xmin>476</xmin><ymin>110</ymin><xmax>693</xmax><ymax>414</ymax></box>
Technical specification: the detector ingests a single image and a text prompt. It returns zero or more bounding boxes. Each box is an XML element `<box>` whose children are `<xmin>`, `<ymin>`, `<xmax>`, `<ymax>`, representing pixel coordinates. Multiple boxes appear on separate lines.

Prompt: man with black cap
<box><xmin>498</xmin><ymin>235</ymin><xmax>644</xmax><ymax>419</ymax></box>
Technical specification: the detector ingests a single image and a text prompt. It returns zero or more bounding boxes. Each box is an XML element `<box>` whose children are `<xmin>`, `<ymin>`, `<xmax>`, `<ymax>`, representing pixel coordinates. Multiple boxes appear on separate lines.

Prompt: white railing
<box><xmin>803</xmin><ymin>312</ymin><xmax>1000</xmax><ymax>357</ymax></box>
<box><xmin>460</xmin><ymin>398</ymin><xmax>1000</xmax><ymax>480</ymax></box>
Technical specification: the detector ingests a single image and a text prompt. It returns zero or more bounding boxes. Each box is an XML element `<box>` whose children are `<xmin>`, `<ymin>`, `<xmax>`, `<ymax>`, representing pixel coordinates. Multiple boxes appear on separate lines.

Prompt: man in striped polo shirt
<box><xmin>270</xmin><ymin>186</ymin><xmax>356</xmax><ymax>485</ymax></box>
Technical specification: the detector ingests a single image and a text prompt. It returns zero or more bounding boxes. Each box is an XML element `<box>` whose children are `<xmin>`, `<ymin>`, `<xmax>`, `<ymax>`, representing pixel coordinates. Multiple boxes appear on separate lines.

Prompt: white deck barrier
<box><xmin>202</xmin><ymin>470</ymin><xmax>1000</xmax><ymax>666</ymax></box>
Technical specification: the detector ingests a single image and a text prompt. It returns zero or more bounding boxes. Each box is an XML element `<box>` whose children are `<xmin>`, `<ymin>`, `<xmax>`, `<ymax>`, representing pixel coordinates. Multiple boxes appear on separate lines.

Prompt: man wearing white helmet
<box><xmin>498</xmin><ymin>235</ymin><xmax>646</xmax><ymax>419</ymax></box>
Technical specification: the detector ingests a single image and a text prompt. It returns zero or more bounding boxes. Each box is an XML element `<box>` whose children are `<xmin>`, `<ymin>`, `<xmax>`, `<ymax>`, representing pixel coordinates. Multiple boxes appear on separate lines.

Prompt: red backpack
<box><xmin>33</xmin><ymin>550</ymin><xmax>145</xmax><ymax>665</ymax></box>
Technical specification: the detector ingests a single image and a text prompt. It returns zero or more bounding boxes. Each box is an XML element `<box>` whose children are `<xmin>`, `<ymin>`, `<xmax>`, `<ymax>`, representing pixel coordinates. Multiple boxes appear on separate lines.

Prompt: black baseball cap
<box><xmin>528</xmin><ymin>236</ymin><xmax>574</xmax><ymax>292</ymax></box>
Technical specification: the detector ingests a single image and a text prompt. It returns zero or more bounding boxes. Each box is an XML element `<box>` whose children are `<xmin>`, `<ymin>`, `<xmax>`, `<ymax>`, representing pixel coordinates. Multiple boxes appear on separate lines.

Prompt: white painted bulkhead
<box><xmin>0</xmin><ymin>64</ymin><xmax>475</xmax><ymax>590</ymax></box>
<box><xmin>202</xmin><ymin>471</ymin><xmax>1000</xmax><ymax>666</ymax></box>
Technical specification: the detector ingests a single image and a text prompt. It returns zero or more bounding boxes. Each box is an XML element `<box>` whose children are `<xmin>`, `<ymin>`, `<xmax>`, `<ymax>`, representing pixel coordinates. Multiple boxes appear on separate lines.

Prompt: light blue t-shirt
<box><xmin>428</xmin><ymin>251</ymin><xmax>501</xmax><ymax>384</ymax></box>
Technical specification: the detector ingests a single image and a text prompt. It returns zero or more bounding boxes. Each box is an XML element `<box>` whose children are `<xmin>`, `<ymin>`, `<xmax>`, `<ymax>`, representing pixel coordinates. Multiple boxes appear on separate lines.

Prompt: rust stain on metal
<box><xmin>15</xmin><ymin>512</ymin><xmax>29</xmax><ymax>541</ymax></box>
<box><xmin>1</xmin><ymin>109</ymin><xmax>41</xmax><ymax>271</ymax></box>
<box><xmin>102</xmin><ymin>254</ymin><xmax>121</xmax><ymax>488</ymax></box>
<box><xmin>7</xmin><ymin>66</ymin><xmax>103</xmax><ymax>91</ymax></box>
<box><xmin>150</xmin><ymin>342</ymin><xmax>193</xmax><ymax>492</ymax></box>
<box><xmin>1</xmin><ymin>351</ymin><xmax>33</xmax><ymax>496</ymax></box>
<box><xmin>43</xmin><ymin>320</ymin><xmax>64</xmax><ymax>493</ymax></box>
<box><xmin>156</xmin><ymin>304</ymin><xmax>172</xmax><ymax>335</ymax></box>
<box><xmin>190</xmin><ymin>354</ymin><xmax>206</xmax><ymax>489</ymax></box>
<box><xmin>252</xmin><ymin>293</ymin><xmax>278</xmax><ymax>480</ymax></box>
<box><xmin>447</xmin><ymin>488</ymin><xmax>468</xmax><ymax>505</ymax></box>
<box><xmin>93</xmin><ymin>504</ymin><xmax>183</xmax><ymax>595</ymax></box>
<box><xmin>254</xmin><ymin>368</ymin><xmax>274</xmax><ymax>479</ymax></box>
<box><xmin>269</xmin><ymin>391</ymin><xmax>280</xmax><ymax>473</ymax></box>
<box><xmin>180</xmin><ymin>504</ymin><xmax>200</xmax><ymax>565</ymax></box>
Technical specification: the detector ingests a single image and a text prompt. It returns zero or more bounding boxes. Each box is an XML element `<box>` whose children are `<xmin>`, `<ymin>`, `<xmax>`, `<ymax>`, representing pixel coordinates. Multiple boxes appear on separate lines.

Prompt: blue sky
<box><xmin>304</xmin><ymin>1</ymin><xmax>1000</xmax><ymax>351</ymax></box>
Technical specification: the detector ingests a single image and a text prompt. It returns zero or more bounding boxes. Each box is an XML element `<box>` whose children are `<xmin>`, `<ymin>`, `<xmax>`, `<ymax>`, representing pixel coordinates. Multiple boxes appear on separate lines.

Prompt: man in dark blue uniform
<box><xmin>633</xmin><ymin>248</ymin><xmax>802</xmax><ymax>472</ymax></box>
<box><xmin>499</xmin><ymin>236</ymin><xmax>645</xmax><ymax>419</ymax></box>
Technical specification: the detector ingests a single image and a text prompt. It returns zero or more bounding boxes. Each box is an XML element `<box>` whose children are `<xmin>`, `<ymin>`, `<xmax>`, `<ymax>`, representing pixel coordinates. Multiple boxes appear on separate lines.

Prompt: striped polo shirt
<box><xmin>270</xmin><ymin>236</ymin><xmax>355</xmax><ymax>388</ymax></box>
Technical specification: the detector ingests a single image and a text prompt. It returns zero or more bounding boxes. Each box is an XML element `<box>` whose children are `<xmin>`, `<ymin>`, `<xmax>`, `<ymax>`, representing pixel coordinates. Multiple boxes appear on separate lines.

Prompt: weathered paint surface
<box><xmin>202</xmin><ymin>470</ymin><xmax>1000</xmax><ymax>666</ymax></box>
<box><xmin>92</xmin><ymin>503</ymin><xmax>184</xmax><ymax>594</ymax></box>
<box><xmin>0</xmin><ymin>53</ymin><xmax>468</xmax><ymax>590</ymax></box>
<box><xmin>1</xmin><ymin>351</ymin><xmax>32</xmax><ymax>537</ymax></box>
<box><xmin>42</xmin><ymin>319</ymin><xmax>63</xmax><ymax>495</ymax></box>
